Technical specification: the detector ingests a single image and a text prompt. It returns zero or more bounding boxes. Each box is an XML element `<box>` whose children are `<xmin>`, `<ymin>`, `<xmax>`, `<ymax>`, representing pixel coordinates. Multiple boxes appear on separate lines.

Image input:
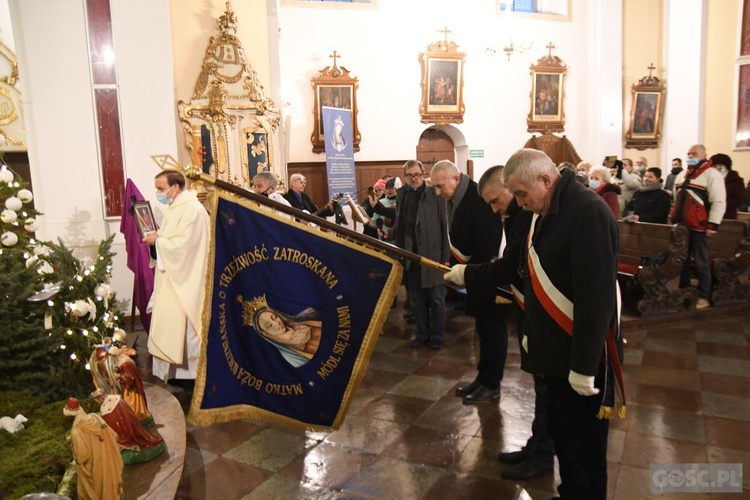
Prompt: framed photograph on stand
<box><xmin>311</xmin><ymin>51</ymin><xmax>360</xmax><ymax>154</ymax></box>
<box><xmin>527</xmin><ymin>43</ymin><xmax>567</xmax><ymax>133</ymax></box>
<box><xmin>420</xmin><ymin>33</ymin><xmax>465</xmax><ymax>125</ymax></box>
<box><xmin>133</xmin><ymin>200</ymin><xmax>157</xmax><ymax>238</ymax></box>
<box><xmin>625</xmin><ymin>64</ymin><xmax>665</xmax><ymax>150</ymax></box>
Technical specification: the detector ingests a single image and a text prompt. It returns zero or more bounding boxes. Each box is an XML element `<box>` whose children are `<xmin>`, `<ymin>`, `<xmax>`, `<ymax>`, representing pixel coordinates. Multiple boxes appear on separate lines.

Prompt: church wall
<box><xmin>9</xmin><ymin>0</ymin><xmax>179</xmax><ymax>311</ymax></box>
<box><xmin>275</xmin><ymin>0</ymin><xmax>616</xmax><ymax>179</ymax></box>
<box><xmin>622</xmin><ymin>0</ymin><xmax>665</xmax><ymax>168</ymax></box>
<box><xmin>704</xmin><ymin>0</ymin><xmax>750</xmax><ymax>181</ymax></box>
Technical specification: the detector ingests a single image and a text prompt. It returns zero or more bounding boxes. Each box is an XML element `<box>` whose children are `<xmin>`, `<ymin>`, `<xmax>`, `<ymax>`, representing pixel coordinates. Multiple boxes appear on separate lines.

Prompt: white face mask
<box><xmin>716</xmin><ymin>166</ymin><xmax>728</xmax><ymax>178</ymax></box>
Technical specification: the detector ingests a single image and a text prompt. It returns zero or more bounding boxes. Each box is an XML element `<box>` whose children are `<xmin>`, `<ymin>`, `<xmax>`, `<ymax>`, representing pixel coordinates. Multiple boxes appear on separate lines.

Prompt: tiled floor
<box><xmin>135</xmin><ymin>293</ymin><xmax>750</xmax><ymax>499</ymax></box>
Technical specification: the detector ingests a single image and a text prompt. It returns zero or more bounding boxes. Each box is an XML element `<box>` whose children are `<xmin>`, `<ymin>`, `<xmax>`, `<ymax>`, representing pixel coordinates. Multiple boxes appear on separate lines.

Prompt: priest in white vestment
<box><xmin>143</xmin><ymin>170</ymin><xmax>210</xmax><ymax>382</ymax></box>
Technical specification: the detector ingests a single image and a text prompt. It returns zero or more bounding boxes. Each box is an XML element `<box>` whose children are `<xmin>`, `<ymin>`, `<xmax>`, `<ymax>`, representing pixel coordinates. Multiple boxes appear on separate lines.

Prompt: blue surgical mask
<box><xmin>156</xmin><ymin>187</ymin><xmax>173</xmax><ymax>205</ymax></box>
<box><xmin>589</xmin><ymin>180</ymin><xmax>602</xmax><ymax>190</ymax></box>
<box><xmin>686</xmin><ymin>158</ymin><xmax>700</xmax><ymax>167</ymax></box>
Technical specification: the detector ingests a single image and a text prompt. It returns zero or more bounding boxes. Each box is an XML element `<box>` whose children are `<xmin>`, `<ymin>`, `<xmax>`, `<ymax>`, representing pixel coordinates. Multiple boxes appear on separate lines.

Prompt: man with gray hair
<box><xmin>253</xmin><ymin>171</ymin><xmax>291</xmax><ymax>208</ymax></box>
<box><xmin>501</xmin><ymin>149</ymin><xmax>623</xmax><ymax>499</ymax></box>
<box><xmin>430</xmin><ymin>160</ymin><xmax>506</xmax><ymax>404</ymax></box>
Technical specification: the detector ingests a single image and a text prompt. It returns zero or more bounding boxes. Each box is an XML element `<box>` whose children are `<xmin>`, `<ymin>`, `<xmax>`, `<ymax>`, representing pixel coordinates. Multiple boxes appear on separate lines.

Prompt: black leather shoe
<box><xmin>462</xmin><ymin>385</ymin><xmax>500</xmax><ymax>404</ymax></box>
<box><xmin>500</xmin><ymin>457</ymin><xmax>554</xmax><ymax>480</ymax></box>
<box><xmin>455</xmin><ymin>379</ymin><xmax>482</xmax><ymax>397</ymax></box>
<box><xmin>497</xmin><ymin>448</ymin><xmax>529</xmax><ymax>464</ymax></box>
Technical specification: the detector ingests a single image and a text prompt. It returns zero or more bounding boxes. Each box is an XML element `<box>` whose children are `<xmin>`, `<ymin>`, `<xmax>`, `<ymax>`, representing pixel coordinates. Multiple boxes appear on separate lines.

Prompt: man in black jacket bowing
<box><xmin>430</xmin><ymin>160</ymin><xmax>507</xmax><ymax>404</ymax></box>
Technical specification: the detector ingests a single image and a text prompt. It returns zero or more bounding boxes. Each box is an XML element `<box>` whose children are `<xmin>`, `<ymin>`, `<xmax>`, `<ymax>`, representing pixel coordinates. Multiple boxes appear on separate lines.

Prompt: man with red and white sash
<box><xmin>501</xmin><ymin>149</ymin><xmax>623</xmax><ymax>500</ymax></box>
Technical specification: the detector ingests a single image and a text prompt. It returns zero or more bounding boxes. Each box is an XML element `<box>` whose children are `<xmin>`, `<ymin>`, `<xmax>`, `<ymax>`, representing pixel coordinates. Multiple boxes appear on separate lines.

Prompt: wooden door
<box><xmin>416</xmin><ymin>129</ymin><xmax>454</xmax><ymax>171</ymax></box>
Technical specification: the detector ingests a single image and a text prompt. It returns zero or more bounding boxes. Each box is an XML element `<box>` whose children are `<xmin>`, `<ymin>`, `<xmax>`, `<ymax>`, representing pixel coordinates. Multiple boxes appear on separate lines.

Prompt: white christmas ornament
<box><xmin>1</xmin><ymin>209</ymin><xmax>17</xmax><ymax>223</ymax></box>
<box><xmin>24</xmin><ymin>218</ymin><xmax>40</xmax><ymax>232</ymax></box>
<box><xmin>25</xmin><ymin>255</ymin><xmax>39</xmax><ymax>269</ymax></box>
<box><xmin>70</xmin><ymin>300</ymin><xmax>89</xmax><ymax>317</ymax></box>
<box><xmin>17</xmin><ymin>189</ymin><xmax>33</xmax><ymax>203</ymax></box>
<box><xmin>1</xmin><ymin>231</ymin><xmax>18</xmax><ymax>246</ymax></box>
<box><xmin>86</xmin><ymin>298</ymin><xmax>97</xmax><ymax>321</ymax></box>
<box><xmin>0</xmin><ymin>167</ymin><xmax>13</xmax><ymax>184</ymax></box>
<box><xmin>5</xmin><ymin>197</ymin><xmax>22</xmax><ymax>211</ymax></box>
<box><xmin>113</xmin><ymin>328</ymin><xmax>127</xmax><ymax>342</ymax></box>
<box><xmin>94</xmin><ymin>283</ymin><xmax>111</xmax><ymax>298</ymax></box>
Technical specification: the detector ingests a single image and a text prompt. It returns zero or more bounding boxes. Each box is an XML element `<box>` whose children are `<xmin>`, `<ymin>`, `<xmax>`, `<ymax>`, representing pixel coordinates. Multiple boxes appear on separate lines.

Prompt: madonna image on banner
<box><xmin>189</xmin><ymin>190</ymin><xmax>401</xmax><ymax>430</ymax></box>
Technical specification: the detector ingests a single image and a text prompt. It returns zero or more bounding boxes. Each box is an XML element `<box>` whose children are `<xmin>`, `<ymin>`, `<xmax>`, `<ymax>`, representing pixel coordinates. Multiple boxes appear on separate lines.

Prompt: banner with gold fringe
<box><xmin>188</xmin><ymin>190</ymin><xmax>402</xmax><ymax>430</ymax></box>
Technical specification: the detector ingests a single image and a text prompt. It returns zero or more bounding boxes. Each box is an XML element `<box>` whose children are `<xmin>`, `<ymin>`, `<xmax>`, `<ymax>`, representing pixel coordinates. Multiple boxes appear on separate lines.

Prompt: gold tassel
<box><xmin>597</xmin><ymin>405</ymin><xmax>614</xmax><ymax>420</ymax></box>
<box><xmin>617</xmin><ymin>404</ymin><xmax>626</xmax><ymax>418</ymax></box>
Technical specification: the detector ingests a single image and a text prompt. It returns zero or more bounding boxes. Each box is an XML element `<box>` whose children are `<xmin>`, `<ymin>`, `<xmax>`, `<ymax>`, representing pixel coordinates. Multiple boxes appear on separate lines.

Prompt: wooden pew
<box><xmin>617</xmin><ymin>221</ymin><xmax>698</xmax><ymax>315</ymax></box>
<box><xmin>710</xmin><ymin>219</ymin><xmax>750</xmax><ymax>306</ymax></box>
<box><xmin>736</xmin><ymin>211</ymin><xmax>750</xmax><ymax>221</ymax></box>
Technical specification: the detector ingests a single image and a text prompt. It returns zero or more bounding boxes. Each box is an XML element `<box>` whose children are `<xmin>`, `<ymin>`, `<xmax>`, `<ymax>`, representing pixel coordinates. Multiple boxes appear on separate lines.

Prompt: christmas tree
<box><xmin>0</xmin><ymin>162</ymin><xmax>125</xmax><ymax>402</ymax></box>
<box><xmin>0</xmin><ymin>163</ymin><xmax>50</xmax><ymax>396</ymax></box>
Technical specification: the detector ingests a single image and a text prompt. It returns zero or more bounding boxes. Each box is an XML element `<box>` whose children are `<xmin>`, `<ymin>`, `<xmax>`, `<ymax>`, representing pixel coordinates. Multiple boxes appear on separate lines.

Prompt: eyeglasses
<box><xmin>405</xmin><ymin>172</ymin><xmax>424</xmax><ymax>179</ymax></box>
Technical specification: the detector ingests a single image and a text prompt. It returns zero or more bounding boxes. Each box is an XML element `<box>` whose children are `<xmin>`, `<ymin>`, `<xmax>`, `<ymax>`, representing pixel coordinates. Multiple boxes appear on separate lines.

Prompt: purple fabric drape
<box><xmin>120</xmin><ymin>179</ymin><xmax>154</xmax><ymax>332</ymax></box>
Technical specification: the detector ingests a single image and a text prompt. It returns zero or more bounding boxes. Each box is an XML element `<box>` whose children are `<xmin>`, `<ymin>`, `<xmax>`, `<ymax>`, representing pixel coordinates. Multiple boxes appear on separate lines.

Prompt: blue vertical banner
<box><xmin>189</xmin><ymin>190</ymin><xmax>402</xmax><ymax>430</ymax></box>
<box><xmin>322</xmin><ymin>106</ymin><xmax>358</xmax><ymax>202</ymax></box>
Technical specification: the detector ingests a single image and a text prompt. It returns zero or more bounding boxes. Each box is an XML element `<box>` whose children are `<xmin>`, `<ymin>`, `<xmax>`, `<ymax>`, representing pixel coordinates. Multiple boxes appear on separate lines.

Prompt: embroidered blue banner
<box><xmin>322</xmin><ymin>106</ymin><xmax>358</xmax><ymax>202</ymax></box>
<box><xmin>189</xmin><ymin>191</ymin><xmax>401</xmax><ymax>430</ymax></box>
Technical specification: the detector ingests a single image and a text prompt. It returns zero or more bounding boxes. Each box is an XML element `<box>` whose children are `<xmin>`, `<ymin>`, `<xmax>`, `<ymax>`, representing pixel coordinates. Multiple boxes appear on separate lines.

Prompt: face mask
<box><xmin>636</xmin><ymin>166</ymin><xmax>645</xmax><ymax>172</ymax></box>
<box><xmin>686</xmin><ymin>158</ymin><xmax>700</xmax><ymax>167</ymax></box>
<box><xmin>716</xmin><ymin>166</ymin><xmax>728</xmax><ymax>178</ymax></box>
<box><xmin>156</xmin><ymin>186</ymin><xmax>173</xmax><ymax>205</ymax></box>
<box><xmin>589</xmin><ymin>180</ymin><xmax>602</xmax><ymax>190</ymax></box>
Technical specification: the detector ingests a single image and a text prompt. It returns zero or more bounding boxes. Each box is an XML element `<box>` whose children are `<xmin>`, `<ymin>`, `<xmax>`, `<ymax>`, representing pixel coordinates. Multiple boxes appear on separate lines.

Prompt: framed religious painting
<box><xmin>527</xmin><ymin>45</ymin><xmax>566</xmax><ymax>132</ymax></box>
<box><xmin>420</xmin><ymin>39</ymin><xmax>465</xmax><ymax>125</ymax></box>
<box><xmin>735</xmin><ymin>63</ymin><xmax>750</xmax><ymax>149</ymax></box>
<box><xmin>625</xmin><ymin>66</ymin><xmax>665</xmax><ymax>150</ymax></box>
<box><xmin>311</xmin><ymin>54</ymin><xmax>360</xmax><ymax>153</ymax></box>
<box><xmin>133</xmin><ymin>200</ymin><xmax>157</xmax><ymax>238</ymax></box>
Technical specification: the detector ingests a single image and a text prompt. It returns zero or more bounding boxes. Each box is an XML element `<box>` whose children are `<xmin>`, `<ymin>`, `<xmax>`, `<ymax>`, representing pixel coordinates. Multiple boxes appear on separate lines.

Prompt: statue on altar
<box><xmin>63</xmin><ymin>397</ymin><xmax>123</xmax><ymax>500</ymax></box>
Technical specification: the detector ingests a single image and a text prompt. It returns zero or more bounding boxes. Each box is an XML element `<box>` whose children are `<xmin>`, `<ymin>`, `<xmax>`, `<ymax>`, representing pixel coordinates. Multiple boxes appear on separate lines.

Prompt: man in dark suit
<box><xmin>430</xmin><ymin>160</ymin><xmax>506</xmax><ymax>404</ymax></box>
<box><xmin>370</xmin><ymin>160</ymin><xmax>449</xmax><ymax>348</ymax></box>
<box><xmin>500</xmin><ymin>149</ymin><xmax>622</xmax><ymax>499</ymax></box>
<box><xmin>283</xmin><ymin>173</ymin><xmax>334</xmax><ymax>218</ymax></box>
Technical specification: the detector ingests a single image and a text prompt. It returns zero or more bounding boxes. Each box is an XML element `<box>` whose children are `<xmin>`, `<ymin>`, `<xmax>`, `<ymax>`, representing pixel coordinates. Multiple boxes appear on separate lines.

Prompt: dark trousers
<box><xmin>679</xmin><ymin>229</ymin><xmax>711</xmax><ymax>299</ymax></box>
<box><xmin>475</xmin><ymin>305</ymin><xmax>508</xmax><ymax>390</ymax></box>
<box><xmin>526</xmin><ymin>374</ymin><xmax>555</xmax><ymax>456</ymax></box>
<box><xmin>406</xmin><ymin>264</ymin><xmax>446</xmax><ymax>342</ymax></box>
<box><xmin>545</xmin><ymin>376</ymin><xmax>609</xmax><ymax>500</ymax></box>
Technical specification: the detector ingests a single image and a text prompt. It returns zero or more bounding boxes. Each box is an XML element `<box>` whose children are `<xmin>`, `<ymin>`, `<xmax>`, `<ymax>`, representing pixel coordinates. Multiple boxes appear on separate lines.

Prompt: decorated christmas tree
<box><xmin>0</xmin><ymin>163</ymin><xmax>51</xmax><ymax>396</ymax></box>
<box><xmin>0</xmin><ymin>162</ymin><xmax>125</xmax><ymax>402</ymax></box>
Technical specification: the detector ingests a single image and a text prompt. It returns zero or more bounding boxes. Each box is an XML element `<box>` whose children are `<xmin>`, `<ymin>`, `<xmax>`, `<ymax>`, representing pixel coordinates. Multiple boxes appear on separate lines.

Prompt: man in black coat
<box><xmin>430</xmin><ymin>160</ymin><xmax>506</xmax><ymax>404</ymax></box>
<box><xmin>498</xmin><ymin>149</ymin><xmax>622</xmax><ymax>500</ymax></box>
<box><xmin>445</xmin><ymin>165</ymin><xmax>555</xmax><ymax>481</ymax></box>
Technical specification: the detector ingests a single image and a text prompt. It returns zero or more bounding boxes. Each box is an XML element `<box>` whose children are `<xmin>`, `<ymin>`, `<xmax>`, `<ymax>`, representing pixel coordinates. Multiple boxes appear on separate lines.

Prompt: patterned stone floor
<box><xmin>134</xmin><ymin>291</ymin><xmax>750</xmax><ymax>499</ymax></box>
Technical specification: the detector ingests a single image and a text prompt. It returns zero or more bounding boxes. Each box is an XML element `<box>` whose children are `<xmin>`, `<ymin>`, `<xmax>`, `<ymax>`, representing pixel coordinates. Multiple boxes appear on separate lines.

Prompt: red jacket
<box><xmin>595</xmin><ymin>183</ymin><xmax>621</xmax><ymax>219</ymax></box>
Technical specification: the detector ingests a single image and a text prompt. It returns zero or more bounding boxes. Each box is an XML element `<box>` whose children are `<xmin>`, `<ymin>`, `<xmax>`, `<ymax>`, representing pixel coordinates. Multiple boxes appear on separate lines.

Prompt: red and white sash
<box><xmin>525</xmin><ymin>213</ymin><xmax>626</xmax><ymax>417</ymax></box>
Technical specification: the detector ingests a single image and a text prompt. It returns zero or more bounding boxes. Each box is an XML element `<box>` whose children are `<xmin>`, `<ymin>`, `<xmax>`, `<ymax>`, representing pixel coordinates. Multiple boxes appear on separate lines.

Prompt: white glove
<box><xmin>568</xmin><ymin>370</ymin><xmax>599</xmax><ymax>396</ymax></box>
<box><xmin>443</xmin><ymin>264</ymin><xmax>467</xmax><ymax>286</ymax></box>
<box><xmin>521</xmin><ymin>335</ymin><xmax>528</xmax><ymax>353</ymax></box>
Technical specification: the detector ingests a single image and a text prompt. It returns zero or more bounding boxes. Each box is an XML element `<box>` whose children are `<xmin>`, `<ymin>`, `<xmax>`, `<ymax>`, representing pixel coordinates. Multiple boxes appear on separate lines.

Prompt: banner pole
<box><xmin>182</xmin><ymin>165</ymin><xmax>451</xmax><ymax>274</ymax></box>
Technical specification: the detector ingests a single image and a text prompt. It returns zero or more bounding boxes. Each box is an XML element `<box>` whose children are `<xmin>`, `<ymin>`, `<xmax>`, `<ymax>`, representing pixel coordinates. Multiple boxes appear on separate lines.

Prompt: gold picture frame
<box><xmin>311</xmin><ymin>53</ymin><xmax>360</xmax><ymax>154</ymax></box>
<box><xmin>527</xmin><ymin>45</ymin><xmax>566</xmax><ymax>133</ymax></box>
<box><xmin>625</xmin><ymin>65</ymin><xmax>666</xmax><ymax>150</ymax></box>
<box><xmin>420</xmin><ymin>38</ymin><xmax>466</xmax><ymax>125</ymax></box>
